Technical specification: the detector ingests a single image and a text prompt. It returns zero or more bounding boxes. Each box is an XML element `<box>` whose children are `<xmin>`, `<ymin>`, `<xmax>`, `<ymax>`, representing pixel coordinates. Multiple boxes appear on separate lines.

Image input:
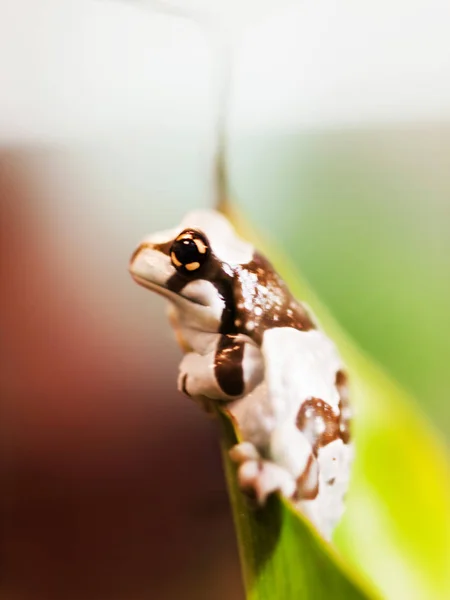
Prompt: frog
<box><xmin>129</xmin><ymin>209</ymin><xmax>353</xmax><ymax>539</ymax></box>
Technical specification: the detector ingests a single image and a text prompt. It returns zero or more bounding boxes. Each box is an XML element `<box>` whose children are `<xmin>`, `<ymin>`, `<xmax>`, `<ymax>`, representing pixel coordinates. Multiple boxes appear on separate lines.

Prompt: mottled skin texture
<box><xmin>129</xmin><ymin>210</ymin><xmax>353</xmax><ymax>539</ymax></box>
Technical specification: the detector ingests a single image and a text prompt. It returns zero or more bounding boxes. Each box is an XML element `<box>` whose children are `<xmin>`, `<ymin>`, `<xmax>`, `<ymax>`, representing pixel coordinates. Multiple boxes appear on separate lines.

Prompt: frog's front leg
<box><xmin>178</xmin><ymin>334</ymin><xmax>263</xmax><ymax>401</ymax></box>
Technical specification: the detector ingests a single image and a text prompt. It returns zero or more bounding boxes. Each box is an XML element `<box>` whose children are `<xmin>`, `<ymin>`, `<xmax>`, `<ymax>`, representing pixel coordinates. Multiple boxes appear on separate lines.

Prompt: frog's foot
<box><xmin>229</xmin><ymin>443</ymin><xmax>296</xmax><ymax>504</ymax></box>
<box><xmin>229</xmin><ymin>442</ymin><xmax>261</xmax><ymax>463</ymax></box>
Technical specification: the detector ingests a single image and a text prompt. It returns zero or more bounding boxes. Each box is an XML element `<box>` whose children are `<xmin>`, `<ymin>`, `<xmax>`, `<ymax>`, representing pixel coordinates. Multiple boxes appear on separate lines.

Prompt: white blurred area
<box><xmin>0</xmin><ymin>0</ymin><xmax>450</xmax><ymax>143</ymax></box>
<box><xmin>1</xmin><ymin>0</ymin><xmax>450</xmax><ymax>410</ymax></box>
<box><xmin>1</xmin><ymin>0</ymin><xmax>449</xmax><ymax>409</ymax></box>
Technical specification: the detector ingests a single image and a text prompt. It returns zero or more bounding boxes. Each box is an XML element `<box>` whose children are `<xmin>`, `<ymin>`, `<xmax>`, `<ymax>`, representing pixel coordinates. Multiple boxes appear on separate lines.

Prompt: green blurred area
<box><xmin>231</xmin><ymin>123</ymin><xmax>450</xmax><ymax>439</ymax></box>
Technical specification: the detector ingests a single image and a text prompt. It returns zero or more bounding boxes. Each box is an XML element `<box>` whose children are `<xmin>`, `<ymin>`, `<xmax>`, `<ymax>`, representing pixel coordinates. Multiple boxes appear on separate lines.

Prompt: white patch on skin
<box><xmin>130</xmin><ymin>245</ymin><xmax>175</xmax><ymax>287</ymax></box>
<box><xmin>182</xmin><ymin>280</ymin><xmax>225</xmax><ymax>322</ymax></box>
<box><xmin>262</xmin><ymin>328</ymin><xmax>343</xmax><ymax>419</ymax></box>
<box><xmin>241</xmin><ymin>341</ymin><xmax>264</xmax><ymax>395</ymax></box>
<box><xmin>301</xmin><ymin>456</ymin><xmax>319</xmax><ymax>495</ymax></box>
<box><xmin>314</xmin><ymin>416</ymin><xmax>326</xmax><ymax>435</ymax></box>
<box><xmin>178</xmin><ymin>328</ymin><xmax>219</xmax><ymax>356</ymax></box>
<box><xmin>229</xmin><ymin>382</ymin><xmax>273</xmax><ymax>449</ymax></box>
<box><xmin>298</xmin><ymin>439</ymin><xmax>354</xmax><ymax>540</ymax></box>
<box><xmin>270</xmin><ymin>422</ymin><xmax>313</xmax><ymax>477</ymax></box>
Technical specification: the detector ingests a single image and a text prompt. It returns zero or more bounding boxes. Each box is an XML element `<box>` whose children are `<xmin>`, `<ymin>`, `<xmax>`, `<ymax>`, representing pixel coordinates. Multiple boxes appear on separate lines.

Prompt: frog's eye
<box><xmin>170</xmin><ymin>230</ymin><xmax>210</xmax><ymax>274</ymax></box>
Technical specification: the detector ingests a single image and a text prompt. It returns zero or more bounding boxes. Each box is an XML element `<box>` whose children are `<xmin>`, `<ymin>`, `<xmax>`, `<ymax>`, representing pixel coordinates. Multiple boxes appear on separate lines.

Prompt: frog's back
<box><xmin>229</xmin><ymin>252</ymin><xmax>316</xmax><ymax>345</ymax></box>
<box><xmin>230</xmin><ymin>324</ymin><xmax>353</xmax><ymax>539</ymax></box>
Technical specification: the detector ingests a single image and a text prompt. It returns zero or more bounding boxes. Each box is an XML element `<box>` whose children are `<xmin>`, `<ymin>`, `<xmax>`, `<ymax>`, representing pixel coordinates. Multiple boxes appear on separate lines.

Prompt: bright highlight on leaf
<box><xmin>219</xmin><ymin>204</ymin><xmax>450</xmax><ymax>600</ymax></box>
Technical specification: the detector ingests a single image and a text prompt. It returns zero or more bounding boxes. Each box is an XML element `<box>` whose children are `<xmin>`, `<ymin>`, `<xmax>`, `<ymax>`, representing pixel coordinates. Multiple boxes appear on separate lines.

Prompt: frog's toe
<box><xmin>229</xmin><ymin>442</ymin><xmax>260</xmax><ymax>463</ymax></box>
<box><xmin>237</xmin><ymin>459</ymin><xmax>296</xmax><ymax>505</ymax></box>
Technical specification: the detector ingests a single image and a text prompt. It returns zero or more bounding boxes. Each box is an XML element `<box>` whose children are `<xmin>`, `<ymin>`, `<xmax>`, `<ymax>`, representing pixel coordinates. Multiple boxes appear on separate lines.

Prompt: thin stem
<box><xmin>143</xmin><ymin>1</ymin><xmax>236</xmax><ymax>212</ymax></box>
<box><xmin>208</xmin><ymin>29</ymin><xmax>234</xmax><ymax>212</ymax></box>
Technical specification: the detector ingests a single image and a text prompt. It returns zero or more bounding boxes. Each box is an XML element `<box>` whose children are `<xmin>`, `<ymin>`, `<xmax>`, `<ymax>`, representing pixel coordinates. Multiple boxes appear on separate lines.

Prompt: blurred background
<box><xmin>0</xmin><ymin>1</ymin><xmax>449</xmax><ymax>599</ymax></box>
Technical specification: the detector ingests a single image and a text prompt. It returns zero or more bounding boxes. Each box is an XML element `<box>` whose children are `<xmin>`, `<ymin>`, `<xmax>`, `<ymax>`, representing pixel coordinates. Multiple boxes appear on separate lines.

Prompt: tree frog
<box><xmin>129</xmin><ymin>209</ymin><xmax>353</xmax><ymax>539</ymax></box>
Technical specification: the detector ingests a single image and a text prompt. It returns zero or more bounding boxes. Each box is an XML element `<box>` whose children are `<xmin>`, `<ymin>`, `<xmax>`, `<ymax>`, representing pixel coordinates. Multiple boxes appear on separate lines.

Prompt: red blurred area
<box><xmin>0</xmin><ymin>154</ymin><xmax>244</xmax><ymax>600</ymax></box>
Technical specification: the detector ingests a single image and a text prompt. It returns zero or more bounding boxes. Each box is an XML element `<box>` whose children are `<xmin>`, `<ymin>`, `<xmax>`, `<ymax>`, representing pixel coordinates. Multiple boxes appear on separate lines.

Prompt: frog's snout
<box><xmin>129</xmin><ymin>242</ymin><xmax>155</xmax><ymax>271</ymax></box>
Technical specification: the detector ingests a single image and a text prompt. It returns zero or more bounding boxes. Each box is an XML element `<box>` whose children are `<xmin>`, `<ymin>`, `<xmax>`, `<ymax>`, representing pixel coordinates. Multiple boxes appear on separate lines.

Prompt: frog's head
<box><xmin>129</xmin><ymin>210</ymin><xmax>253</xmax><ymax>331</ymax></box>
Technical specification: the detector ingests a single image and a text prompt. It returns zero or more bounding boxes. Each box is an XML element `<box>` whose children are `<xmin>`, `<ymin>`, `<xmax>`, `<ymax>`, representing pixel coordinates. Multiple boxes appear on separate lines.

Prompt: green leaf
<box><xmin>219</xmin><ymin>205</ymin><xmax>450</xmax><ymax>600</ymax></box>
<box><xmin>219</xmin><ymin>412</ymin><xmax>379</xmax><ymax>600</ymax></box>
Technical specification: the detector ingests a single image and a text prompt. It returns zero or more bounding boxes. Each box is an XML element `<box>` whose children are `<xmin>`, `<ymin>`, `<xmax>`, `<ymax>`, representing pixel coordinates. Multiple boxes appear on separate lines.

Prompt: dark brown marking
<box><xmin>336</xmin><ymin>370</ymin><xmax>352</xmax><ymax>444</ymax></box>
<box><xmin>166</xmin><ymin>269</ymin><xmax>192</xmax><ymax>295</ymax></box>
<box><xmin>294</xmin><ymin>454</ymin><xmax>319</xmax><ymax>501</ymax></box>
<box><xmin>297</xmin><ymin>397</ymin><xmax>341</xmax><ymax>454</ymax></box>
<box><xmin>327</xmin><ymin>477</ymin><xmax>336</xmax><ymax>486</ymax></box>
<box><xmin>214</xmin><ymin>335</ymin><xmax>245</xmax><ymax>397</ymax></box>
<box><xmin>296</xmin><ymin>372</ymin><xmax>352</xmax><ymax>452</ymax></box>
<box><xmin>232</xmin><ymin>253</ymin><xmax>316</xmax><ymax>345</ymax></box>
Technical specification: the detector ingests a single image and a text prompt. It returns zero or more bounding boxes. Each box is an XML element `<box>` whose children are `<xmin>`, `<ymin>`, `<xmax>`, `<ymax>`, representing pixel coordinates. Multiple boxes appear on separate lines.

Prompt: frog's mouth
<box><xmin>131</xmin><ymin>274</ymin><xmax>207</xmax><ymax>308</ymax></box>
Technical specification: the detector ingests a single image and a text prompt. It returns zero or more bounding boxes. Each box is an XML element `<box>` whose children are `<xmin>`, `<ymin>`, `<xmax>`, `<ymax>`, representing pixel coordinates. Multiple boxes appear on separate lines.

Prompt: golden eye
<box><xmin>170</xmin><ymin>230</ymin><xmax>210</xmax><ymax>274</ymax></box>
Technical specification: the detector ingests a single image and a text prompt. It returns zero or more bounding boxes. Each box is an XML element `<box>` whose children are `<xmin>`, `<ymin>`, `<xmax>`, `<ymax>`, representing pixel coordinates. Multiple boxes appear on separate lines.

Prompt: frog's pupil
<box><xmin>176</xmin><ymin>239</ymin><xmax>197</xmax><ymax>263</ymax></box>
